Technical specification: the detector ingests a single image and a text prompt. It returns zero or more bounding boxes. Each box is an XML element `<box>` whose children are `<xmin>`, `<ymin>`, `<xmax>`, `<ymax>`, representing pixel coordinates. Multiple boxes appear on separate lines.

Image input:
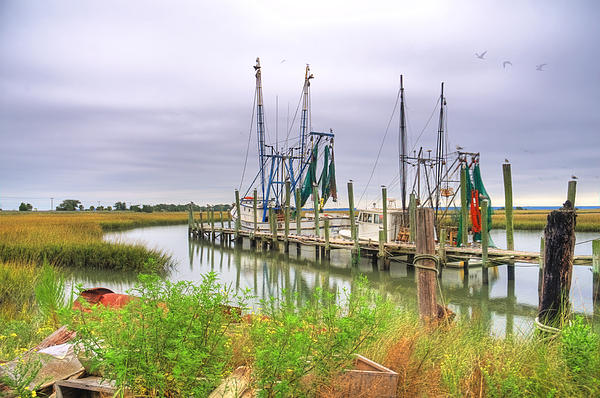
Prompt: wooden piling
<box><xmin>460</xmin><ymin>165</ymin><xmax>468</xmax><ymax>246</ymax></box>
<box><xmin>415</xmin><ymin>207</ymin><xmax>438</xmax><ymax>321</ymax></box>
<box><xmin>234</xmin><ymin>190</ymin><xmax>241</xmax><ymax>242</ymax></box>
<box><xmin>347</xmin><ymin>181</ymin><xmax>359</xmax><ymax>256</ymax></box>
<box><xmin>438</xmin><ymin>228</ymin><xmax>446</xmax><ymax>268</ymax></box>
<box><xmin>312</xmin><ymin>185</ymin><xmax>320</xmax><ymax>238</ymax></box>
<box><xmin>538</xmin><ymin>237</ymin><xmax>545</xmax><ymax>299</ymax></box>
<box><xmin>269</xmin><ymin>207</ymin><xmax>278</xmax><ymax>250</ymax></box>
<box><xmin>503</xmin><ymin>163</ymin><xmax>514</xmax><ymax>251</ymax></box>
<box><xmin>188</xmin><ymin>202</ymin><xmax>194</xmax><ymax>234</ymax></box>
<box><xmin>382</xmin><ymin>186</ymin><xmax>388</xmax><ymax>242</ymax></box>
<box><xmin>409</xmin><ymin>193</ymin><xmax>416</xmax><ymax>242</ymax></box>
<box><xmin>592</xmin><ymin>239</ymin><xmax>600</xmax><ymax>274</ymax></box>
<box><xmin>295</xmin><ymin>188</ymin><xmax>302</xmax><ymax>236</ymax></box>
<box><xmin>324</xmin><ymin>218</ymin><xmax>331</xmax><ymax>259</ymax></box>
<box><xmin>378</xmin><ymin>230</ymin><xmax>385</xmax><ymax>258</ymax></box>
<box><xmin>220</xmin><ymin>211</ymin><xmax>224</xmax><ymax>229</ymax></box>
<box><xmin>567</xmin><ymin>180</ymin><xmax>577</xmax><ymax>207</ymax></box>
<box><xmin>253</xmin><ymin>189</ymin><xmax>258</xmax><ymax>237</ymax></box>
<box><xmin>539</xmin><ymin>202</ymin><xmax>576</xmax><ymax>327</ymax></box>
<box><xmin>210</xmin><ymin>207</ymin><xmax>215</xmax><ymax>240</ymax></box>
<box><xmin>284</xmin><ymin>181</ymin><xmax>290</xmax><ymax>252</ymax></box>
<box><xmin>481</xmin><ymin>199</ymin><xmax>489</xmax><ymax>284</ymax></box>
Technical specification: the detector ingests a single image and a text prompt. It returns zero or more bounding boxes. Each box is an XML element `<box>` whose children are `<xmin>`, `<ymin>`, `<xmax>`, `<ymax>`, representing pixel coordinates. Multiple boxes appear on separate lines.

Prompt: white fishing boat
<box><xmin>231</xmin><ymin>58</ymin><xmax>350</xmax><ymax>235</ymax></box>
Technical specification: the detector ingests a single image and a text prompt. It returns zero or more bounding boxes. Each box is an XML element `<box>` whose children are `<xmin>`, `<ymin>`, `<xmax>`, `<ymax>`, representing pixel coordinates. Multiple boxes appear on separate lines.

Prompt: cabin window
<box><xmin>367</xmin><ymin>214</ymin><xmax>373</xmax><ymax>223</ymax></box>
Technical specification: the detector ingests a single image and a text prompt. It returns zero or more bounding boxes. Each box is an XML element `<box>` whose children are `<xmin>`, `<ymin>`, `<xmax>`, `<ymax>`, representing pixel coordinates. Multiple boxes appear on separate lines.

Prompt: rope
<box><xmin>413</xmin><ymin>254</ymin><xmax>440</xmax><ymax>273</ymax></box>
<box><xmin>575</xmin><ymin>237</ymin><xmax>600</xmax><ymax>245</ymax></box>
<box><xmin>358</xmin><ymin>83</ymin><xmax>402</xmax><ymax>207</ymax></box>
<box><xmin>534</xmin><ymin>316</ymin><xmax>562</xmax><ymax>335</ymax></box>
<box><xmin>412</xmin><ymin>253</ymin><xmax>448</xmax><ymax>312</ymax></box>
<box><xmin>239</xmin><ymin>90</ymin><xmax>257</xmax><ymax>191</ymax></box>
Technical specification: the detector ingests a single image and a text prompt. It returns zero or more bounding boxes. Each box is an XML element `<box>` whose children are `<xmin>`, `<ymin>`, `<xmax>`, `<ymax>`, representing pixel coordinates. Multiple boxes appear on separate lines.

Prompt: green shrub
<box><xmin>561</xmin><ymin>316</ymin><xmax>600</xmax><ymax>390</ymax></box>
<box><xmin>250</xmin><ymin>277</ymin><xmax>393</xmax><ymax>397</ymax></box>
<box><xmin>34</xmin><ymin>262</ymin><xmax>67</xmax><ymax>328</ymax></box>
<box><xmin>66</xmin><ymin>273</ymin><xmax>249</xmax><ymax>397</ymax></box>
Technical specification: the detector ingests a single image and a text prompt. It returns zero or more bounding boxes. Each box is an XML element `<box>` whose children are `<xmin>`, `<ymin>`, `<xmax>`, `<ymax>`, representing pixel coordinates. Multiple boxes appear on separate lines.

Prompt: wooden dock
<box><xmin>188</xmin><ymin>222</ymin><xmax>593</xmax><ymax>269</ymax></box>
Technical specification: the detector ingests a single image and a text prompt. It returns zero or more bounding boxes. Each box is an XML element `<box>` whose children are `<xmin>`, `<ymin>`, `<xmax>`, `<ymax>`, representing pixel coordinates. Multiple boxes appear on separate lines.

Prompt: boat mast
<box><xmin>434</xmin><ymin>82</ymin><xmax>445</xmax><ymax>220</ymax></box>
<box><xmin>299</xmin><ymin>65</ymin><xmax>313</xmax><ymax>180</ymax></box>
<box><xmin>254</xmin><ymin>58</ymin><xmax>266</xmax><ymax>204</ymax></box>
<box><xmin>399</xmin><ymin>75</ymin><xmax>407</xmax><ymax>216</ymax></box>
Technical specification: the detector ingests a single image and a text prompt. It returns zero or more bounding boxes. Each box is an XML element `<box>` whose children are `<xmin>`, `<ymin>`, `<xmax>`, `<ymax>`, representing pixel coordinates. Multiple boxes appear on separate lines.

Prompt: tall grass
<box><xmin>0</xmin><ymin>212</ymin><xmax>182</xmax><ymax>272</ymax></box>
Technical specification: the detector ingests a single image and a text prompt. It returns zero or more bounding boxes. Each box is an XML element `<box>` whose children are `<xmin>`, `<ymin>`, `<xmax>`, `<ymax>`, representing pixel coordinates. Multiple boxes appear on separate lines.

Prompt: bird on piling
<box><xmin>456</xmin><ymin>145</ymin><xmax>464</xmax><ymax>151</ymax></box>
<box><xmin>536</xmin><ymin>63</ymin><xmax>547</xmax><ymax>71</ymax></box>
<box><xmin>475</xmin><ymin>51</ymin><xmax>487</xmax><ymax>59</ymax></box>
<box><xmin>504</xmin><ymin>158</ymin><xmax>510</xmax><ymax>163</ymax></box>
<box><xmin>503</xmin><ymin>61</ymin><xmax>513</xmax><ymax>69</ymax></box>
<box><xmin>571</xmin><ymin>175</ymin><xmax>578</xmax><ymax>180</ymax></box>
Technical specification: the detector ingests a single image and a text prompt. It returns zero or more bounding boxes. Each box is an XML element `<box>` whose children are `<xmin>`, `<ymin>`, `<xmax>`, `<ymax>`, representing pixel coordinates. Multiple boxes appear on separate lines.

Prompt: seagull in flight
<box><xmin>503</xmin><ymin>61</ymin><xmax>513</xmax><ymax>69</ymax></box>
<box><xmin>475</xmin><ymin>51</ymin><xmax>487</xmax><ymax>59</ymax></box>
<box><xmin>280</xmin><ymin>59</ymin><xmax>286</xmax><ymax>63</ymax></box>
<box><xmin>536</xmin><ymin>63</ymin><xmax>547</xmax><ymax>71</ymax></box>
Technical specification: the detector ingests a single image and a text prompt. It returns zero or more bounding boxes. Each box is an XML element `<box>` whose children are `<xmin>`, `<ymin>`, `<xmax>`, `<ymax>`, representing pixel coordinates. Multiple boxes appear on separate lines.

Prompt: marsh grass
<box><xmin>0</xmin><ymin>212</ymin><xmax>183</xmax><ymax>272</ymax></box>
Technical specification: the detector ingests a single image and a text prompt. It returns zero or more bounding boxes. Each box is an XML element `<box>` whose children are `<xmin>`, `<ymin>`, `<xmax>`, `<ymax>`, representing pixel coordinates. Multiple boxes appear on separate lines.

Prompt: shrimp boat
<box><xmin>231</xmin><ymin>58</ymin><xmax>350</xmax><ymax>235</ymax></box>
<box><xmin>339</xmin><ymin>76</ymin><xmax>492</xmax><ymax>245</ymax></box>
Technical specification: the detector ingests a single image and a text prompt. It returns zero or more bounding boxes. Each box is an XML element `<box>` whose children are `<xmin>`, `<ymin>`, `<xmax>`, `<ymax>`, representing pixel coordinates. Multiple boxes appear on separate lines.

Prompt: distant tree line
<box><xmin>51</xmin><ymin>199</ymin><xmax>231</xmax><ymax>212</ymax></box>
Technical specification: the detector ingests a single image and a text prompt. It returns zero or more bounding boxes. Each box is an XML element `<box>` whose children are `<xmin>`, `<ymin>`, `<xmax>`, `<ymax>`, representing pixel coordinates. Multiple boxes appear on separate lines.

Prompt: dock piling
<box><xmin>295</xmin><ymin>188</ymin><xmax>302</xmax><ymax>236</ymax></box>
<box><xmin>409</xmin><ymin>193</ymin><xmax>416</xmax><ymax>242</ymax></box>
<box><xmin>415</xmin><ymin>207</ymin><xmax>438</xmax><ymax>321</ymax></box>
<box><xmin>269</xmin><ymin>207</ymin><xmax>278</xmax><ymax>250</ymax></box>
<box><xmin>234</xmin><ymin>190</ymin><xmax>241</xmax><ymax>243</ymax></box>
<box><xmin>567</xmin><ymin>180</ymin><xmax>577</xmax><ymax>207</ymax></box>
<box><xmin>539</xmin><ymin>202</ymin><xmax>576</xmax><ymax>328</ymax></box>
<box><xmin>438</xmin><ymin>228</ymin><xmax>446</xmax><ymax>270</ymax></box>
<box><xmin>284</xmin><ymin>181</ymin><xmax>290</xmax><ymax>253</ymax></box>
<box><xmin>593</xmin><ymin>239</ymin><xmax>600</xmax><ymax>274</ymax></box>
<box><xmin>503</xmin><ymin>163</ymin><xmax>515</xmax><ymax>280</ymax></box>
<box><xmin>481</xmin><ymin>199</ymin><xmax>489</xmax><ymax>284</ymax></box>
<box><xmin>324</xmin><ymin>218</ymin><xmax>331</xmax><ymax>260</ymax></box>
<box><xmin>382</xmin><ymin>186</ymin><xmax>388</xmax><ymax>242</ymax></box>
<box><xmin>312</xmin><ymin>184</ymin><xmax>320</xmax><ymax>238</ymax></box>
<box><xmin>348</xmin><ymin>181</ymin><xmax>358</xmax><ymax>256</ymax></box>
<box><xmin>460</xmin><ymin>165</ymin><xmax>468</xmax><ymax>246</ymax></box>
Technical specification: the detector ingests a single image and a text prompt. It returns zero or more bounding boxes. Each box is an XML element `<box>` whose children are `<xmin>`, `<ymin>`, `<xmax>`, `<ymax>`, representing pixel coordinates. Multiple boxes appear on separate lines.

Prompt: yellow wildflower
<box><xmin>10</xmin><ymin>333</ymin><xmax>17</xmax><ymax>337</ymax></box>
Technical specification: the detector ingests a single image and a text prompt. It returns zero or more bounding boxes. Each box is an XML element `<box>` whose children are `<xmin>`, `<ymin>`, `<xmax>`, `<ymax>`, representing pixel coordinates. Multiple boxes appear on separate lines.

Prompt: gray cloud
<box><xmin>1</xmin><ymin>0</ymin><xmax>599</xmax><ymax>210</ymax></box>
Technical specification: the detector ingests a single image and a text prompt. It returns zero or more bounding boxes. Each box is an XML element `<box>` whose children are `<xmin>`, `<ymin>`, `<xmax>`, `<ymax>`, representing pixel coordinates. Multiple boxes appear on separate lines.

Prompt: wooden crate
<box><xmin>55</xmin><ymin>377</ymin><xmax>132</xmax><ymax>398</ymax></box>
<box><xmin>327</xmin><ymin>354</ymin><xmax>398</xmax><ymax>398</ymax></box>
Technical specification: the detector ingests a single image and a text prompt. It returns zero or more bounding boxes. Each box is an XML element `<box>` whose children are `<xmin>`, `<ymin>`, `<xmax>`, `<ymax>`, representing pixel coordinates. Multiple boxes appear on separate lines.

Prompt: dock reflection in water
<box><xmin>99</xmin><ymin>225</ymin><xmax>600</xmax><ymax>336</ymax></box>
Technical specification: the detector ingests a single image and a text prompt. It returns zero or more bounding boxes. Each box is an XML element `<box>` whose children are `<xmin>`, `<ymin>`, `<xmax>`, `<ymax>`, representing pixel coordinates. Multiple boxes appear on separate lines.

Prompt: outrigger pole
<box><xmin>254</xmin><ymin>58</ymin><xmax>266</xmax><ymax>219</ymax></box>
<box><xmin>434</xmin><ymin>82</ymin><xmax>446</xmax><ymax>222</ymax></box>
<box><xmin>399</xmin><ymin>75</ymin><xmax>407</xmax><ymax>217</ymax></box>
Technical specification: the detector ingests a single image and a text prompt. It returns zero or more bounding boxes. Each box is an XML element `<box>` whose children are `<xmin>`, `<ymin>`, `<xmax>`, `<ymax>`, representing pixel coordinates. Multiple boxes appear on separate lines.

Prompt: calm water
<box><xmin>65</xmin><ymin>225</ymin><xmax>600</xmax><ymax>337</ymax></box>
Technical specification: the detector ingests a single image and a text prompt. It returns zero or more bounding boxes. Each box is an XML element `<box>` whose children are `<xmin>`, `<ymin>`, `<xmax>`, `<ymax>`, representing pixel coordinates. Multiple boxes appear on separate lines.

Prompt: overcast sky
<box><xmin>1</xmin><ymin>0</ymin><xmax>599</xmax><ymax>210</ymax></box>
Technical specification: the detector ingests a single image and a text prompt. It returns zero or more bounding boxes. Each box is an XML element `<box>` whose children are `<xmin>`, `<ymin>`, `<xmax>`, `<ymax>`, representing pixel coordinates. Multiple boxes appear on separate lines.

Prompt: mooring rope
<box><xmin>412</xmin><ymin>253</ymin><xmax>447</xmax><ymax>308</ymax></box>
<box><xmin>534</xmin><ymin>316</ymin><xmax>562</xmax><ymax>335</ymax></box>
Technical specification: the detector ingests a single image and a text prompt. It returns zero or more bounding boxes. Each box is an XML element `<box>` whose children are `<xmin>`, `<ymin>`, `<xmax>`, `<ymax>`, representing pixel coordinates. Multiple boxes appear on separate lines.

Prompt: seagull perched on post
<box><xmin>504</xmin><ymin>158</ymin><xmax>510</xmax><ymax>163</ymax></box>
<box><xmin>475</xmin><ymin>51</ymin><xmax>487</xmax><ymax>59</ymax></box>
<box><xmin>503</xmin><ymin>61</ymin><xmax>513</xmax><ymax>69</ymax></box>
<box><xmin>456</xmin><ymin>145</ymin><xmax>463</xmax><ymax>151</ymax></box>
<box><xmin>571</xmin><ymin>175</ymin><xmax>578</xmax><ymax>180</ymax></box>
<box><xmin>536</xmin><ymin>63</ymin><xmax>547</xmax><ymax>71</ymax></box>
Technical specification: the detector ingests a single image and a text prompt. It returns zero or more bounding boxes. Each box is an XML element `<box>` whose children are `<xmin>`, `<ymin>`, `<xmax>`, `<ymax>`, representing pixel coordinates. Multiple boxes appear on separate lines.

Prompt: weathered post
<box><xmin>438</xmin><ymin>228</ymin><xmax>446</xmax><ymax>270</ymax></box>
<box><xmin>382</xmin><ymin>185</ymin><xmax>388</xmax><ymax>242</ymax></box>
<box><xmin>312</xmin><ymin>184</ymin><xmax>320</xmax><ymax>238</ymax></box>
<box><xmin>593</xmin><ymin>239</ymin><xmax>600</xmax><ymax>274</ymax></box>
<box><xmin>378</xmin><ymin>230</ymin><xmax>385</xmax><ymax>258</ymax></box>
<box><xmin>324</xmin><ymin>218</ymin><xmax>331</xmax><ymax>260</ymax></box>
<box><xmin>284</xmin><ymin>181</ymin><xmax>291</xmax><ymax>253</ymax></box>
<box><xmin>269</xmin><ymin>207</ymin><xmax>278</xmax><ymax>250</ymax></box>
<box><xmin>347</xmin><ymin>181</ymin><xmax>359</xmax><ymax>256</ymax></box>
<box><xmin>253</xmin><ymin>189</ymin><xmax>258</xmax><ymax>236</ymax></box>
<box><xmin>210</xmin><ymin>207</ymin><xmax>215</xmax><ymax>241</ymax></box>
<box><xmin>538</xmin><ymin>237</ymin><xmax>545</xmax><ymax>298</ymax></box>
<box><xmin>188</xmin><ymin>202</ymin><xmax>194</xmax><ymax>236</ymax></box>
<box><xmin>502</xmin><ymin>164</ymin><xmax>514</xmax><ymax>250</ymax></box>
<box><xmin>295</xmin><ymin>187</ymin><xmax>302</xmax><ymax>255</ymax></box>
<box><xmin>409</xmin><ymin>193</ymin><xmax>416</xmax><ymax>242</ymax></box>
<box><xmin>538</xmin><ymin>201</ymin><xmax>576</xmax><ymax>328</ymax></box>
<box><xmin>199</xmin><ymin>211</ymin><xmax>204</xmax><ymax>237</ymax></box>
<box><xmin>567</xmin><ymin>180</ymin><xmax>577</xmax><ymax>208</ymax></box>
<box><xmin>220</xmin><ymin>211</ymin><xmax>224</xmax><ymax>229</ymax></box>
<box><xmin>415</xmin><ymin>207</ymin><xmax>438</xmax><ymax>321</ymax></box>
<box><xmin>481</xmin><ymin>199</ymin><xmax>489</xmax><ymax>284</ymax></box>
<box><xmin>503</xmin><ymin>163</ymin><xmax>515</xmax><ymax>280</ymax></box>
<box><xmin>234</xmin><ymin>190</ymin><xmax>241</xmax><ymax>243</ymax></box>
<box><xmin>460</xmin><ymin>165</ymin><xmax>468</xmax><ymax>246</ymax></box>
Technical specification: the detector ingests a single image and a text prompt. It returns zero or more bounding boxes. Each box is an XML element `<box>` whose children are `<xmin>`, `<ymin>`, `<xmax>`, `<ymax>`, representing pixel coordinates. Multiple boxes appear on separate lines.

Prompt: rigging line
<box><xmin>575</xmin><ymin>237</ymin><xmax>600</xmax><ymax>245</ymax></box>
<box><xmin>285</xmin><ymin>87</ymin><xmax>305</xmax><ymax>142</ymax></box>
<box><xmin>410</xmin><ymin>97</ymin><xmax>441</xmax><ymax>154</ymax></box>
<box><xmin>357</xmin><ymin>83</ymin><xmax>402</xmax><ymax>208</ymax></box>
<box><xmin>239</xmin><ymin>89</ymin><xmax>258</xmax><ymax>191</ymax></box>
